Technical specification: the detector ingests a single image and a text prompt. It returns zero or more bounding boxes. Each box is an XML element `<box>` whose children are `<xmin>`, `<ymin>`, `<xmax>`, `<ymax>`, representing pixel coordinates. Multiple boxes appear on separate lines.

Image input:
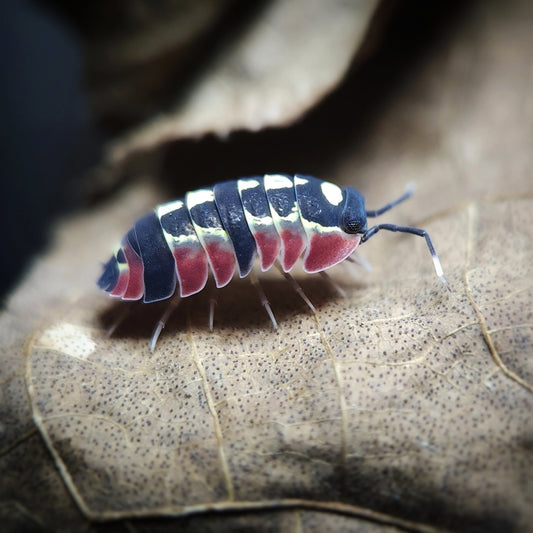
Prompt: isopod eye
<box><xmin>341</xmin><ymin>187</ymin><xmax>367</xmax><ymax>234</ymax></box>
<box><xmin>342</xmin><ymin>219</ymin><xmax>365</xmax><ymax>234</ymax></box>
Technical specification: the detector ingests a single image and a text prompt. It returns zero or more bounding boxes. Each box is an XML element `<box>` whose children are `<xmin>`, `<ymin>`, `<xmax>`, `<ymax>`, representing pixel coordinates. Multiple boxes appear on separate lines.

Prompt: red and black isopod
<box><xmin>98</xmin><ymin>174</ymin><xmax>449</xmax><ymax>350</ymax></box>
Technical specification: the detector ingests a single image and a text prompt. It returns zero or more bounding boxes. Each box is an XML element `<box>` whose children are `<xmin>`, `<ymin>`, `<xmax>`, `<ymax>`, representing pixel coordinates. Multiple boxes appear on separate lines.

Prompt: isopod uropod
<box><xmin>98</xmin><ymin>174</ymin><xmax>449</xmax><ymax>349</ymax></box>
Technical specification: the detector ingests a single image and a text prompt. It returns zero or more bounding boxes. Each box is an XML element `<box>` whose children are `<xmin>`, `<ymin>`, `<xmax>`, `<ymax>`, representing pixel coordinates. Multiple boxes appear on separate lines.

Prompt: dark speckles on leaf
<box><xmin>8</xmin><ymin>2</ymin><xmax>532</xmax><ymax>528</ymax></box>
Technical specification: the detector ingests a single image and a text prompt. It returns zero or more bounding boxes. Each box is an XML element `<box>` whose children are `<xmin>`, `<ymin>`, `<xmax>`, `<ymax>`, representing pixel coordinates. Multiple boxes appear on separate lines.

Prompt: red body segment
<box><xmin>122</xmin><ymin>242</ymin><xmax>144</xmax><ymax>300</ymax></box>
<box><xmin>254</xmin><ymin>231</ymin><xmax>281</xmax><ymax>272</ymax></box>
<box><xmin>109</xmin><ymin>268</ymin><xmax>129</xmax><ymax>297</ymax></box>
<box><xmin>172</xmin><ymin>247</ymin><xmax>209</xmax><ymax>297</ymax></box>
<box><xmin>303</xmin><ymin>232</ymin><xmax>360</xmax><ymax>274</ymax></box>
<box><xmin>279</xmin><ymin>229</ymin><xmax>307</xmax><ymax>272</ymax></box>
<box><xmin>204</xmin><ymin>239</ymin><xmax>236</xmax><ymax>288</ymax></box>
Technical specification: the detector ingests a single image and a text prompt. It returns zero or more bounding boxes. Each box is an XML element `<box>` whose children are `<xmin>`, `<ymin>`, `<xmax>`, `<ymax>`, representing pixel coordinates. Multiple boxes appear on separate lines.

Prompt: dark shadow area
<box><xmin>98</xmin><ymin>272</ymin><xmax>357</xmax><ymax>344</ymax></box>
<box><xmin>130</xmin><ymin>504</ymin><xmax>515</xmax><ymax>533</ymax></box>
<box><xmin>43</xmin><ymin>0</ymin><xmax>271</xmax><ymax>130</ymax></box>
<box><xmin>0</xmin><ymin>0</ymin><xmax>103</xmax><ymax>302</ymax></box>
<box><xmin>156</xmin><ymin>1</ymin><xmax>474</xmax><ymax>196</ymax></box>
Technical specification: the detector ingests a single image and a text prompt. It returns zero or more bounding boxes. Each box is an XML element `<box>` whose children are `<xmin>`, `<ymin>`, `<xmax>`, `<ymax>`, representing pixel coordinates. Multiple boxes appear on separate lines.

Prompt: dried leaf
<box><xmin>2</xmin><ymin>1</ymin><xmax>533</xmax><ymax>531</ymax></box>
<box><xmin>24</xmin><ymin>193</ymin><xmax>533</xmax><ymax>527</ymax></box>
<box><xmin>107</xmin><ymin>0</ymin><xmax>381</xmax><ymax>165</ymax></box>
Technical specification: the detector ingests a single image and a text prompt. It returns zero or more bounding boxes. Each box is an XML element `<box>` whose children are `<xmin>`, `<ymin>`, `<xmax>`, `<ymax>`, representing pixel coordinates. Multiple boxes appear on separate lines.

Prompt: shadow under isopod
<box><xmin>98</xmin><ymin>273</ymin><xmax>362</xmax><ymax>343</ymax></box>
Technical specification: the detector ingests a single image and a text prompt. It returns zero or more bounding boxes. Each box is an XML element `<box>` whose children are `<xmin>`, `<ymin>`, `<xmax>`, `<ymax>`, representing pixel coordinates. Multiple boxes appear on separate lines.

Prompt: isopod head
<box><xmin>340</xmin><ymin>188</ymin><xmax>368</xmax><ymax>235</ymax></box>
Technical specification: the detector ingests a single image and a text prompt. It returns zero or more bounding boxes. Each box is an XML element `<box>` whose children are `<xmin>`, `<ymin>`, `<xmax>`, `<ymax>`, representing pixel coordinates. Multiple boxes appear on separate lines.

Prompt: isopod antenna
<box><xmin>361</xmin><ymin>224</ymin><xmax>450</xmax><ymax>291</ymax></box>
<box><xmin>365</xmin><ymin>183</ymin><xmax>414</xmax><ymax>218</ymax></box>
<box><xmin>362</xmin><ymin>184</ymin><xmax>450</xmax><ymax>290</ymax></box>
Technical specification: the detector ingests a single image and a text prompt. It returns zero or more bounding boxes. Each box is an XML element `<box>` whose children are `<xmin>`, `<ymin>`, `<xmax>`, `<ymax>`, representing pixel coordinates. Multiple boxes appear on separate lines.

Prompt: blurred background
<box><xmin>2</xmin><ymin>2</ymin><xmax>533</xmax><ymax>531</ymax></box>
<box><xmin>0</xmin><ymin>0</ymin><xmax>469</xmax><ymax>300</ymax></box>
<box><xmin>1</xmin><ymin>0</ymin><xmax>101</xmax><ymax>299</ymax></box>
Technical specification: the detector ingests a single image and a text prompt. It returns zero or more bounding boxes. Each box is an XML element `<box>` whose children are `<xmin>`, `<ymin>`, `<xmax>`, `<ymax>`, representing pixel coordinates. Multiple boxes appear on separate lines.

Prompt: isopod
<box><xmin>98</xmin><ymin>174</ymin><xmax>449</xmax><ymax>349</ymax></box>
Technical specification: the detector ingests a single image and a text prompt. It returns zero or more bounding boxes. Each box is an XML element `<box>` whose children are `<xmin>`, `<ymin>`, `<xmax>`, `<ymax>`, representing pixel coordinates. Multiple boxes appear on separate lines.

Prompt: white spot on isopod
<box><xmin>157</xmin><ymin>200</ymin><xmax>184</xmax><ymax>217</ymax></box>
<box><xmin>238</xmin><ymin>179</ymin><xmax>261</xmax><ymax>191</ymax></box>
<box><xmin>264</xmin><ymin>174</ymin><xmax>293</xmax><ymax>190</ymax></box>
<box><xmin>320</xmin><ymin>182</ymin><xmax>343</xmax><ymax>206</ymax></box>
<box><xmin>186</xmin><ymin>189</ymin><xmax>215</xmax><ymax>209</ymax></box>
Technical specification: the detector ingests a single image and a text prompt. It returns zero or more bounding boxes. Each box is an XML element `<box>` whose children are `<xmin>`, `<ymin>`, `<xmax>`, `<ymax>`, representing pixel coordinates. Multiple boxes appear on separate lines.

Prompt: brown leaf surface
<box><xmin>2</xmin><ymin>1</ymin><xmax>533</xmax><ymax>531</ymax></box>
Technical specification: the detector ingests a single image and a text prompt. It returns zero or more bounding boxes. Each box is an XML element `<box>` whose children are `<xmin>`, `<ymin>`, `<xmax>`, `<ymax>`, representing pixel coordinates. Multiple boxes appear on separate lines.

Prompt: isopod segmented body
<box><xmin>99</xmin><ymin>174</ymin><xmax>448</xmax><ymax>345</ymax></box>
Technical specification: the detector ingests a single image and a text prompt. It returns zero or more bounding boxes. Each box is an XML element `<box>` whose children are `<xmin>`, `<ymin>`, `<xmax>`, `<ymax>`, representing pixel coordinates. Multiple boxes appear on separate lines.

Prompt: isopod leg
<box><xmin>208</xmin><ymin>283</ymin><xmax>217</xmax><ymax>332</ymax></box>
<box><xmin>150</xmin><ymin>294</ymin><xmax>181</xmax><ymax>352</ymax></box>
<box><xmin>319</xmin><ymin>271</ymin><xmax>347</xmax><ymax>298</ymax></box>
<box><xmin>346</xmin><ymin>251</ymin><xmax>372</xmax><ymax>271</ymax></box>
<box><xmin>250</xmin><ymin>273</ymin><xmax>278</xmax><ymax>330</ymax></box>
<box><xmin>275</xmin><ymin>263</ymin><xmax>317</xmax><ymax>314</ymax></box>
<box><xmin>106</xmin><ymin>302</ymin><xmax>134</xmax><ymax>338</ymax></box>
